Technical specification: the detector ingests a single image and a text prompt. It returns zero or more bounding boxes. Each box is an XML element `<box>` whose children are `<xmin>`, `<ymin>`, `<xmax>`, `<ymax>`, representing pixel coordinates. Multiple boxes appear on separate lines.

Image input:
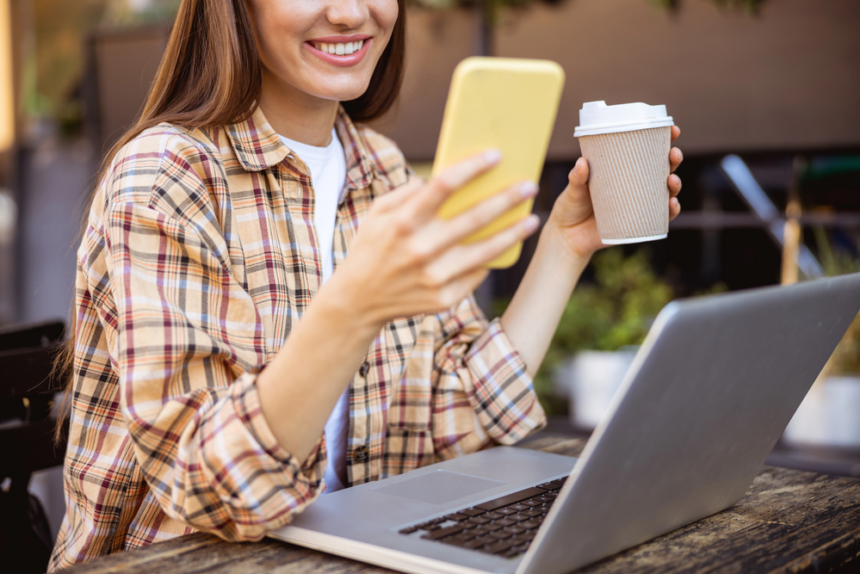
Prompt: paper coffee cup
<box><xmin>574</xmin><ymin>101</ymin><xmax>674</xmax><ymax>245</ymax></box>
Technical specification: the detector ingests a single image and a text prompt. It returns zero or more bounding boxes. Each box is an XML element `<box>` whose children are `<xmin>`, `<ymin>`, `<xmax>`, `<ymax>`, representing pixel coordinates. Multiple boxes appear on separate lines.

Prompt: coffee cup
<box><xmin>574</xmin><ymin>101</ymin><xmax>674</xmax><ymax>244</ymax></box>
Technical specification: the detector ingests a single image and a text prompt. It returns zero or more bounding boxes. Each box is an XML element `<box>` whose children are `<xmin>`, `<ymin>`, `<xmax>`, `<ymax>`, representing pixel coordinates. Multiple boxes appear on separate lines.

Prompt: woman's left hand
<box><xmin>546</xmin><ymin>125</ymin><xmax>684</xmax><ymax>261</ymax></box>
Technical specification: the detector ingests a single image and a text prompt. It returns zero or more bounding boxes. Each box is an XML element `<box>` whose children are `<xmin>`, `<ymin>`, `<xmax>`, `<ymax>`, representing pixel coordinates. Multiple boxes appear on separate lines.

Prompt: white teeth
<box><xmin>313</xmin><ymin>40</ymin><xmax>365</xmax><ymax>56</ymax></box>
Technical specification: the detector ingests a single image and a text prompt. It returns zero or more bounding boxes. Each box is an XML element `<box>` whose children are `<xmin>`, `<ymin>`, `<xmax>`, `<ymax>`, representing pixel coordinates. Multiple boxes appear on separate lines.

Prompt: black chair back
<box><xmin>0</xmin><ymin>320</ymin><xmax>69</xmax><ymax>573</ymax></box>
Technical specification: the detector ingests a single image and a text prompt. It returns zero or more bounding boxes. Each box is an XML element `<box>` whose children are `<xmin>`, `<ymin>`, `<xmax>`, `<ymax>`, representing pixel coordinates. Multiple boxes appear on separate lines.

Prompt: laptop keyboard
<box><xmin>397</xmin><ymin>475</ymin><xmax>568</xmax><ymax>559</ymax></box>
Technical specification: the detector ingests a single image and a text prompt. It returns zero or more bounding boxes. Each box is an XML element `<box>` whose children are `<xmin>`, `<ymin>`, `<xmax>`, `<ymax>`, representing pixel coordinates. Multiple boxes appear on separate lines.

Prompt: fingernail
<box><xmin>484</xmin><ymin>149</ymin><xmax>502</xmax><ymax>164</ymax></box>
<box><xmin>520</xmin><ymin>181</ymin><xmax>538</xmax><ymax>198</ymax></box>
<box><xmin>678</xmin><ymin>149</ymin><xmax>683</xmax><ymax>162</ymax></box>
<box><xmin>524</xmin><ymin>214</ymin><xmax>540</xmax><ymax>232</ymax></box>
<box><xmin>672</xmin><ymin>174</ymin><xmax>682</xmax><ymax>188</ymax></box>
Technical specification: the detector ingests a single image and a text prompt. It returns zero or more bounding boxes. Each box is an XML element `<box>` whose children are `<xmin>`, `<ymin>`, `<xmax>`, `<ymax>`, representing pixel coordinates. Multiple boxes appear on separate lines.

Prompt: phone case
<box><xmin>432</xmin><ymin>57</ymin><xmax>565</xmax><ymax>268</ymax></box>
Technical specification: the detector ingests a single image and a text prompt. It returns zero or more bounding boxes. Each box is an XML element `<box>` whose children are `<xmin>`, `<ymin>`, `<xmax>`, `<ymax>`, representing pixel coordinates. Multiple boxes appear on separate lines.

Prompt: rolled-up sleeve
<box><xmin>430</xmin><ymin>296</ymin><xmax>547</xmax><ymax>460</ymax></box>
<box><xmin>105</xmin><ymin>171</ymin><xmax>324</xmax><ymax>542</ymax></box>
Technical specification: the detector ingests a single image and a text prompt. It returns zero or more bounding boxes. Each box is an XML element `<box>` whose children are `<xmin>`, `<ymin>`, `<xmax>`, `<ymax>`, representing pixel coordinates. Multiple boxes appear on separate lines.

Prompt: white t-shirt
<box><xmin>279</xmin><ymin>129</ymin><xmax>350</xmax><ymax>494</ymax></box>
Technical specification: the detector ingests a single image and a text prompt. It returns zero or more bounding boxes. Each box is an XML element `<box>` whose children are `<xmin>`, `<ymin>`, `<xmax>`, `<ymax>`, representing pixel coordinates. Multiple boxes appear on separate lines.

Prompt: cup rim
<box><xmin>574</xmin><ymin>120</ymin><xmax>674</xmax><ymax>138</ymax></box>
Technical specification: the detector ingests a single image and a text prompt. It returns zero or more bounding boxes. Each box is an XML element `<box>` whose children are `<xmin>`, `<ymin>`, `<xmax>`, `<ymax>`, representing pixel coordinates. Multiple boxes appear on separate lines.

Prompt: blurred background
<box><xmin>0</xmin><ymin>0</ymin><xmax>859</xmax><ymax>556</ymax></box>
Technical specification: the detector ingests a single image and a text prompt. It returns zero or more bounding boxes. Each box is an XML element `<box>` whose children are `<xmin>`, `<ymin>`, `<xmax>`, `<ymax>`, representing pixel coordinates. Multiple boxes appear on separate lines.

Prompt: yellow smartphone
<box><xmin>432</xmin><ymin>57</ymin><xmax>565</xmax><ymax>268</ymax></box>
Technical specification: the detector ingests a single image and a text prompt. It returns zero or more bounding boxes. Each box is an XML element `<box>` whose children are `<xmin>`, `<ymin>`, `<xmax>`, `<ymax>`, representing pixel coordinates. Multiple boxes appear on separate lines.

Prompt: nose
<box><xmin>327</xmin><ymin>0</ymin><xmax>369</xmax><ymax>29</ymax></box>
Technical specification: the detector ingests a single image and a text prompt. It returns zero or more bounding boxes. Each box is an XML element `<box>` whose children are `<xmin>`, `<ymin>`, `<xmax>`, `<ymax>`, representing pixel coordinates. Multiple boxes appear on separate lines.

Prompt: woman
<box><xmin>50</xmin><ymin>0</ymin><xmax>683</xmax><ymax>569</ymax></box>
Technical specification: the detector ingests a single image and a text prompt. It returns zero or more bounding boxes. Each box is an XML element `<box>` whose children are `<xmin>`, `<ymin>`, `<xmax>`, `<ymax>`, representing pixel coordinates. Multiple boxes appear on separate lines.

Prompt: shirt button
<box><xmin>353</xmin><ymin>445</ymin><xmax>369</xmax><ymax>462</ymax></box>
<box><xmin>359</xmin><ymin>361</ymin><xmax>370</xmax><ymax>378</ymax></box>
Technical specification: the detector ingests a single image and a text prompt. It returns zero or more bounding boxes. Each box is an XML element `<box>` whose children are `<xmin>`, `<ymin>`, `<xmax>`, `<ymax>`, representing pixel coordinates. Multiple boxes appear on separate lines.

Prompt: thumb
<box><xmin>567</xmin><ymin>157</ymin><xmax>590</xmax><ymax>197</ymax></box>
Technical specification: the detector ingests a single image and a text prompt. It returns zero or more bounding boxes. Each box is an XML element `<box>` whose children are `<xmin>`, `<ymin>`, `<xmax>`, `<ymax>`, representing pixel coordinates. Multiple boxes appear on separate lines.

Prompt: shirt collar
<box><xmin>225</xmin><ymin>106</ymin><xmax>288</xmax><ymax>172</ymax></box>
<box><xmin>226</xmin><ymin>105</ymin><xmax>375</xmax><ymax>194</ymax></box>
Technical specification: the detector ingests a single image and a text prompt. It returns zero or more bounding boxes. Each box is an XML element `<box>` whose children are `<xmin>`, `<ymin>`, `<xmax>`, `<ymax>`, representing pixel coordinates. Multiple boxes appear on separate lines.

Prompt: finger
<box><xmin>436</xmin><ymin>267</ymin><xmax>490</xmax><ymax>311</ymax></box>
<box><xmin>410</xmin><ymin>150</ymin><xmax>502</xmax><ymax>221</ymax></box>
<box><xmin>427</xmin><ymin>214</ymin><xmax>540</xmax><ymax>283</ymax></box>
<box><xmin>670</xmin><ymin>147</ymin><xmax>683</xmax><ymax>173</ymax></box>
<box><xmin>669</xmin><ymin>197</ymin><xmax>681</xmax><ymax>221</ymax></box>
<box><xmin>669</xmin><ymin>174</ymin><xmax>682</xmax><ymax>198</ymax></box>
<box><xmin>427</xmin><ymin>180</ymin><xmax>538</xmax><ymax>252</ymax></box>
<box><xmin>671</xmin><ymin>126</ymin><xmax>681</xmax><ymax>142</ymax></box>
<box><xmin>373</xmin><ymin>177</ymin><xmax>424</xmax><ymax>213</ymax></box>
<box><xmin>568</xmin><ymin>157</ymin><xmax>590</xmax><ymax>196</ymax></box>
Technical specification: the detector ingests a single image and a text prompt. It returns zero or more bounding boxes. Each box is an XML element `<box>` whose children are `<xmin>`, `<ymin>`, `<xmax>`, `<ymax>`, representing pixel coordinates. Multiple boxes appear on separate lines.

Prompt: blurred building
<box><xmin>76</xmin><ymin>1</ymin><xmax>860</xmax><ymax>161</ymax></box>
<box><xmin>76</xmin><ymin>0</ymin><xmax>860</xmax><ymax>294</ymax></box>
<box><xmin>397</xmin><ymin>0</ymin><xmax>860</xmax><ymax>160</ymax></box>
<box><xmin>1</xmin><ymin>0</ymin><xmax>860</xmax><ymax>545</ymax></box>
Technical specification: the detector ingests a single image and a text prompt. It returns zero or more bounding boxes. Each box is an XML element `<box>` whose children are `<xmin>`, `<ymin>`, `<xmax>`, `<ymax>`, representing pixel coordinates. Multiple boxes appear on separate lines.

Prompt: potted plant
<box><xmin>494</xmin><ymin>248</ymin><xmax>672</xmax><ymax>424</ymax></box>
<box><xmin>508</xmin><ymin>247</ymin><xmax>725</xmax><ymax>429</ymax></box>
<box><xmin>554</xmin><ymin>249</ymin><xmax>679</xmax><ymax>429</ymax></box>
<box><xmin>783</xmin><ymin>229</ymin><xmax>860</xmax><ymax>448</ymax></box>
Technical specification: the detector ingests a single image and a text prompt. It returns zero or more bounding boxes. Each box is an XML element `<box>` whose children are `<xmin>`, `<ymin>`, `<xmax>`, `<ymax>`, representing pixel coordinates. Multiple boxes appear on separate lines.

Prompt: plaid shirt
<box><xmin>50</xmin><ymin>106</ymin><xmax>546</xmax><ymax>570</ymax></box>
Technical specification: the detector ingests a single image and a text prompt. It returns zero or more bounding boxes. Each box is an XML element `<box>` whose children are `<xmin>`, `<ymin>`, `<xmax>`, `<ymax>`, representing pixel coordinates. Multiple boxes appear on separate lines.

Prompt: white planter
<box><xmin>566</xmin><ymin>349</ymin><xmax>637</xmax><ymax>430</ymax></box>
<box><xmin>783</xmin><ymin>375</ymin><xmax>860</xmax><ymax>448</ymax></box>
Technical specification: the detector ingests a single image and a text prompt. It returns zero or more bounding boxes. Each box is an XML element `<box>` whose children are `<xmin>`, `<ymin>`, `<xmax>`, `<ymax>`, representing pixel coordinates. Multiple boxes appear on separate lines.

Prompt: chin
<box><xmin>313</xmin><ymin>77</ymin><xmax>374</xmax><ymax>104</ymax></box>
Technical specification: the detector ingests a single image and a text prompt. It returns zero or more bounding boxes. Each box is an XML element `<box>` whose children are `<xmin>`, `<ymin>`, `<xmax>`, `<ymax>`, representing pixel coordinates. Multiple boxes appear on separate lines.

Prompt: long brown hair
<box><xmin>55</xmin><ymin>0</ymin><xmax>407</xmax><ymax>438</ymax></box>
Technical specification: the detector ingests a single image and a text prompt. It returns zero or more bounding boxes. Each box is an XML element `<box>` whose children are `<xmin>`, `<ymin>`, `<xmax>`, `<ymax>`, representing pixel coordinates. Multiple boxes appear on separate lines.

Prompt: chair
<box><xmin>0</xmin><ymin>320</ymin><xmax>69</xmax><ymax>573</ymax></box>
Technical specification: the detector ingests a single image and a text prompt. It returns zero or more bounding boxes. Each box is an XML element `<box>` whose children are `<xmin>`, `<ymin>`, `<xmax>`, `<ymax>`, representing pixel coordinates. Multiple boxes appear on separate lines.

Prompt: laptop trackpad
<box><xmin>373</xmin><ymin>470</ymin><xmax>504</xmax><ymax>505</ymax></box>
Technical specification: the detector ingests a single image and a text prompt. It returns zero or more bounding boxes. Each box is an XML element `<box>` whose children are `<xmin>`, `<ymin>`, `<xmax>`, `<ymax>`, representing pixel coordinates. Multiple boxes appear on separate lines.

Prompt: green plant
<box><xmin>551</xmin><ymin>248</ymin><xmax>674</xmax><ymax>354</ymax></box>
<box><xmin>410</xmin><ymin>0</ymin><xmax>769</xmax><ymax>18</ymax></box>
<box><xmin>651</xmin><ymin>0</ymin><xmax>766</xmax><ymax>12</ymax></box>
<box><xmin>494</xmin><ymin>248</ymin><xmax>677</xmax><ymax>415</ymax></box>
<box><xmin>101</xmin><ymin>0</ymin><xmax>181</xmax><ymax>26</ymax></box>
<box><xmin>812</xmin><ymin>228</ymin><xmax>860</xmax><ymax>375</ymax></box>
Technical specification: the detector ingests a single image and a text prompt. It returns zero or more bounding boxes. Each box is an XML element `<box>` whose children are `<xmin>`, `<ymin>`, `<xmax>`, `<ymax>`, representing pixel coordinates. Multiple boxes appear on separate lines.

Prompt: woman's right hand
<box><xmin>330</xmin><ymin>150</ymin><xmax>540</xmax><ymax>328</ymax></box>
<box><xmin>259</xmin><ymin>150</ymin><xmax>537</xmax><ymax>462</ymax></box>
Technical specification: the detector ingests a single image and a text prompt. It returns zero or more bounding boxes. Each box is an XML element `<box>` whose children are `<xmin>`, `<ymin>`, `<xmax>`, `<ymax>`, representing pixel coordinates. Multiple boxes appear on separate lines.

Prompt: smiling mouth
<box><xmin>308</xmin><ymin>39</ymin><xmax>366</xmax><ymax>56</ymax></box>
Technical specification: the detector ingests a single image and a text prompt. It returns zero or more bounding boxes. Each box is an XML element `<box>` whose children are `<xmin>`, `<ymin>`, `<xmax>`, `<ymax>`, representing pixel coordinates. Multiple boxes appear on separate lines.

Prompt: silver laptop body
<box><xmin>270</xmin><ymin>273</ymin><xmax>860</xmax><ymax>574</ymax></box>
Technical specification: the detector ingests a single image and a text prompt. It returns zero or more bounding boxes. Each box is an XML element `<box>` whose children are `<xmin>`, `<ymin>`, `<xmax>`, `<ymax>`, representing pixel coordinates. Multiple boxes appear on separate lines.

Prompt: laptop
<box><xmin>270</xmin><ymin>273</ymin><xmax>860</xmax><ymax>574</ymax></box>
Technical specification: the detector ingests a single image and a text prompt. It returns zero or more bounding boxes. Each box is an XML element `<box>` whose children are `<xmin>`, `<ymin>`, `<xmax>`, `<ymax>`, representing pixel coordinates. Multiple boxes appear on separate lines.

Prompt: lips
<box><xmin>305</xmin><ymin>35</ymin><xmax>373</xmax><ymax>67</ymax></box>
<box><xmin>309</xmin><ymin>39</ymin><xmax>365</xmax><ymax>55</ymax></box>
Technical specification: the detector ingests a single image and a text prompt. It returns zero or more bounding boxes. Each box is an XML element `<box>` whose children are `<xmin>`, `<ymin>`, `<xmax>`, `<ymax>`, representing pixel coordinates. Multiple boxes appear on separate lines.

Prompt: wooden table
<box><xmin>62</xmin><ymin>436</ymin><xmax>860</xmax><ymax>574</ymax></box>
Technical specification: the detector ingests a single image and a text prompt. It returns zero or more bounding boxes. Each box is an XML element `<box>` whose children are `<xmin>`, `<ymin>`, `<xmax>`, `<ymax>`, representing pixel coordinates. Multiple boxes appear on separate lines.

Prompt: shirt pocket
<box><xmin>383</xmin><ymin>316</ymin><xmax>422</xmax><ymax>387</ymax></box>
<box><xmin>383</xmin><ymin>315</ymin><xmax>430</xmax><ymax>431</ymax></box>
<box><xmin>382</xmin><ymin>427</ymin><xmax>435</xmax><ymax>478</ymax></box>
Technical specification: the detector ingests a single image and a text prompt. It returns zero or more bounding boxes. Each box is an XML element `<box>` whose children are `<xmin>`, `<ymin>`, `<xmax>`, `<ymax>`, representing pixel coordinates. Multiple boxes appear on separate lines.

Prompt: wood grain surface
<box><xmin>61</xmin><ymin>436</ymin><xmax>860</xmax><ymax>574</ymax></box>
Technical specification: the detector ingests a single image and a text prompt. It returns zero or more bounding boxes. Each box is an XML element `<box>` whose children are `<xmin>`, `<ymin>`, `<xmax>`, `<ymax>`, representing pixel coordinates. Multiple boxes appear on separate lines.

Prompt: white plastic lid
<box><xmin>574</xmin><ymin>101</ymin><xmax>674</xmax><ymax>137</ymax></box>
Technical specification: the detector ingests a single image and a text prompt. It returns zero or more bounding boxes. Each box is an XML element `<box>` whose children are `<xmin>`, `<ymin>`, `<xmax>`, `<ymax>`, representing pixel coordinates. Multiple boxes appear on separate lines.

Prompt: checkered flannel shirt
<box><xmin>49</xmin><ymin>106</ymin><xmax>546</xmax><ymax>570</ymax></box>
